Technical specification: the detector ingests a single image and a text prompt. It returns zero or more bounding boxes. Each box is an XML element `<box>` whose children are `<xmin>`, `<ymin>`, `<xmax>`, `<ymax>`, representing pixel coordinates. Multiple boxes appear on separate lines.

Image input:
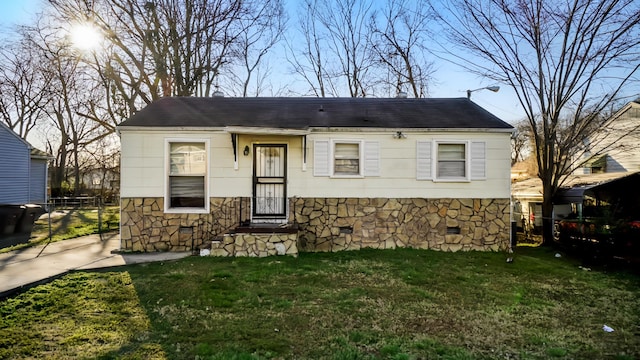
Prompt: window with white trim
<box><xmin>313</xmin><ymin>139</ymin><xmax>379</xmax><ymax>177</ymax></box>
<box><xmin>416</xmin><ymin>140</ymin><xmax>486</xmax><ymax>182</ymax></box>
<box><xmin>334</xmin><ymin>142</ymin><xmax>360</xmax><ymax>175</ymax></box>
<box><xmin>166</xmin><ymin>141</ymin><xmax>208</xmax><ymax>212</ymax></box>
<box><xmin>437</xmin><ymin>143</ymin><xmax>466</xmax><ymax>178</ymax></box>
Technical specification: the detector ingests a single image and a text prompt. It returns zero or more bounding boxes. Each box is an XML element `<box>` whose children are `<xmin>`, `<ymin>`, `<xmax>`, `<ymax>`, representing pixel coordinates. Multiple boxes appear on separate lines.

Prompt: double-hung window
<box><xmin>437</xmin><ymin>143</ymin><xmax>466</xmax><ymax>179</ymax></box>
<box><xmin>313</xmin><ymin>139</ymin><xmax>379</xmax><ymax>177</ymax></box>
<box><xmin>166</xmin><ymin>140</ymin><xmax>209</xmax><ymax>213</ymax></box>
<box><xmin>334</xmin><ymin>142</ymin><xmax>361</xmax><ymax>176</ymax></box>
<box><xmin>416</xmin><ymin>140</ymin><xmax>485</xmax><ymax>182</ymax></box>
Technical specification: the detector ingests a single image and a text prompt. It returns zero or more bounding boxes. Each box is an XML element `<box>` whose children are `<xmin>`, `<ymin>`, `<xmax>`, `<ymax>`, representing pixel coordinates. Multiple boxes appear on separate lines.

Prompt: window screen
<box><xmin>169</xmin><ymin>142</ymin><xmax>206</xmax><ymax>208</ymax></box>
<box><xmin>334</xmin><ymin>142</ymin><xmax>360</xmax><ymax>175</ymax></box>
<box><xmin>437</xmin><ymin>143</ymin><xmax>466</xmax><ymax>178</ymax></box>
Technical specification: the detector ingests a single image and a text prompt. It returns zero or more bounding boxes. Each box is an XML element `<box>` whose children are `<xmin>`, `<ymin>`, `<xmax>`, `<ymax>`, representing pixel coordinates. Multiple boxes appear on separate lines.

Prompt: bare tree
<box><xmin>47</xmin><ymin>0</ymin><xmax>246</xmax><ymax>109</ymax></box>
<box><xmin>224</xmin><ymin>0</ymin><xmax>287</xmax><ymax>97</ymax></box>
<box><xmin>288</xmin><ymin>0</ymin><xmax>375</xmax><ymax>97</ymax></box>
<box><xmin>77</xmin><ymin>136</ymin><xmax>120</xmax><ymax>200</ymax></box>
<box><xmin>436</xmin><ymin>0</ymin><xmax>640</xmax><ymax>243</ymax></box>
<box><xmin>286</xmin><ymin>0</ymin><xmax>337</xmax><ymax>97</ymax></box>
<box><xmin>46</xmin><ymin>54</ymin><xmax>104</xmax><ymax>196</ymax></box>
<box><xmin>511</xmin><ymin>120</ymin><xmax>532</xmax><ymax>166</ymax></box>
<box><xmin>318</xmin><ymin>0</ymin><xmax>375</xmax><ymax>97</ymax></box>
<box><xmin>0</xmin><ymin>34</ymin><xmax>52</xmax><ymax>139</ymax></box>
<box><xmin>18</xmin><ymin>15</ymin><xmax>108</xmax><ymax>196</ymax></box>
<box><xmin>368</xmin><ymin>0</ymin><xmax>435</xmax><ymax>98</ymax></box>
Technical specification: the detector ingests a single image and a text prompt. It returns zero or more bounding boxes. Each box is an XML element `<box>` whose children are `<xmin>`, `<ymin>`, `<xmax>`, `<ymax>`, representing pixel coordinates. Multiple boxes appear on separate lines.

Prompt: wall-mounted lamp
<box><xmin>466</xmin><ymin>85</ymin><xmax>500</xmax><ymax>99</ymax></box>
<box><xmin>243</xmin><ymin>145</ymin><xmax>250</xmax><ymax>156</ymax></box>
<box><xmin>393</xmin><ymin>131</ymin><xmax>407</xmax><ymax>139</ymax></box>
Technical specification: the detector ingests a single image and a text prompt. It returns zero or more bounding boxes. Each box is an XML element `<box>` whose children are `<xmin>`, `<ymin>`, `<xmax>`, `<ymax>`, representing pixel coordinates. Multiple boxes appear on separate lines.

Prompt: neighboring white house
<box><xmin>576</xmin><ymin>99</ymin><xmax>640</xmax><ymax>174</ymax></box>
<box><xmin>511</xmin><ymin>172</ymin><xmax>633</xmax><ymax>233</ymax></box>
<box><xmin>0</xmin><ymin>122</ymin><xmax>49</xmax><ymax>205</ymax></box>
<box><xmin>117</xmin><ymin>97</ymin><xmax>514</xmax><ymax>253</ymax></box>
<box><xmin>512</xmin><ymin>100</ymin><xmax>640</xmax><ymax>234</ymax></box>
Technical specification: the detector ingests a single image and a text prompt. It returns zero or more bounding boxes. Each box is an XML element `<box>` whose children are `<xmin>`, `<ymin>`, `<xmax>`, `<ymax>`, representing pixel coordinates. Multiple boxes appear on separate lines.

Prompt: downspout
<box><xmin>231</xmin><ymin>133</ymin><xmax>238</xmax><ymax>170</ymax></box>
<box><xmin>302</xmin><ymin>135</ymin><xmax>307</xmax><ymax>171</ymax></box>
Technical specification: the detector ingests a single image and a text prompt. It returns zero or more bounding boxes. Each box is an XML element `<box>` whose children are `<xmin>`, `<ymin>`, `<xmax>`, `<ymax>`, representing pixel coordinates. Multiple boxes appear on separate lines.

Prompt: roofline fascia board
<box><xmin>116</xmin><ymin>126</ymin><xmax>309</xmax><ymax>135</ymax></box>
<box><xmin>308</xmin><ymin>127</ymin><xmax>514</xmax><ymax>133</ymax></box>
<box><xmin>117</xmin><ymin>126</ymin><xmax>514</xmax><ymax>134</ymax></box>
<box><xmin>117</xmin><ymin>126</ymin><xmax>228</xmax><ymax>132</ymax></box>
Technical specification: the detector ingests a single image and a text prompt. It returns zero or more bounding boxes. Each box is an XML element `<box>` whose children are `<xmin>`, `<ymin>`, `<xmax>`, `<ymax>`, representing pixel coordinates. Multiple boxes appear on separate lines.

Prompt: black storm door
<box><xmin>253</xmin><ymin>144</ymin><xmax>287</xmax><ymax>219</ymax></box>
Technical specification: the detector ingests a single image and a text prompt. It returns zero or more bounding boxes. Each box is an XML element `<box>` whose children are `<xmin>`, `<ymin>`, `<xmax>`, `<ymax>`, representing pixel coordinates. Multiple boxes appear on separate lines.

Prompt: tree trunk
<box><xmin>541</xmin><ymin>187</ymin><xmax>555</xmax><ymax>246</ymax></box>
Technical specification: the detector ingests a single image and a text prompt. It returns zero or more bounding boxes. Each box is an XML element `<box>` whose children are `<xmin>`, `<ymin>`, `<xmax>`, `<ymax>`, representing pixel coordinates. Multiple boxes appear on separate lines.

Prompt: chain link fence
<box><xmin>0</xmin><ymin>197</ymin><xmax>119</xmax><ymax>250</ymax></box>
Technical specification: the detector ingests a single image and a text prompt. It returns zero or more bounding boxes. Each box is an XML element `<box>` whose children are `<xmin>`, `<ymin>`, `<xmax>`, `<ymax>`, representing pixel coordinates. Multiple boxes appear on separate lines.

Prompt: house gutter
<box><xmin>116</xmin><ymin>126</ymin><xmax>513</xmax><ymax>134</ymax></box>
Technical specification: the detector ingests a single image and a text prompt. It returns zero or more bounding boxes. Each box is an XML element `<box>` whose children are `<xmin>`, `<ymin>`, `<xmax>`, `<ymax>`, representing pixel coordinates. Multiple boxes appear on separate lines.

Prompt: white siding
<box><xmin>577</xmin><ymin>103</ymin><xmax>640</xmax><ymax>173</ymax></box>
<box><xmin>119</xmin><ymin>129</ymin><xmax>512</xmax><ymax>200</ymax></box>
<box><xmin>302</xmin><ymin>132</ymin><xmax>510</xmax><ymax>198</ymax></box>
<box><xmin>29</xmin><ymin>159</ymin><xmax>48</xmax><ymax>203</ymax></box>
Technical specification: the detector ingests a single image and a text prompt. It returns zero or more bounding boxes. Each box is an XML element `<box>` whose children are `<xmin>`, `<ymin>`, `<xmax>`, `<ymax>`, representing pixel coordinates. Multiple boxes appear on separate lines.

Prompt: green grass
<box><xmin>0</xmin><ymin>206</ymin><xmax>119</xmax><ymax>253</ymax></box>
<box><xmin>1</xmin><ymin>247</ymin><xmax>638</xmax><ymax>359</ymax></box>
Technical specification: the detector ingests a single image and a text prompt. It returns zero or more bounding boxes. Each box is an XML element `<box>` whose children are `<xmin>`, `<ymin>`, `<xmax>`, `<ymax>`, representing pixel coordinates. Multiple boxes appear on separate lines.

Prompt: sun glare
<box><xmin>70</xmin><ymin>23</ymin><xmax>102</xmax><ymax>51</ymax></box>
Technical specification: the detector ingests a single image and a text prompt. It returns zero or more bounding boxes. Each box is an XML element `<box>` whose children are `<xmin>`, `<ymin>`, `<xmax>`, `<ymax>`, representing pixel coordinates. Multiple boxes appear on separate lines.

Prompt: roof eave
<box><xmin>117</xmin><ymin>125</ymin><xmax>514</xmax><ymax>133</ymax></box>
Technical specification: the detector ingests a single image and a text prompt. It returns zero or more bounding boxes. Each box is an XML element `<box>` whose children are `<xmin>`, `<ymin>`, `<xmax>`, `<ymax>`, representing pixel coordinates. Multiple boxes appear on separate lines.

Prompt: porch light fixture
<box><xmin>466</xmin><ymin>85</ymin><xmax>500</xmax><ymax>99</ymax></box>
<box><xmin>243</xmin><ymin>145</ymin><xmax>250</xmax><ymax>156</ymax></box>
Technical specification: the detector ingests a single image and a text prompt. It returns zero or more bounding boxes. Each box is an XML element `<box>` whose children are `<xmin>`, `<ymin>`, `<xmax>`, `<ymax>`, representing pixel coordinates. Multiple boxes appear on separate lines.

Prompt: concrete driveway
<box><xmin>0</xmin><ymin>232</ymin><xmax>191</xmax><ymax>298</ymax></box>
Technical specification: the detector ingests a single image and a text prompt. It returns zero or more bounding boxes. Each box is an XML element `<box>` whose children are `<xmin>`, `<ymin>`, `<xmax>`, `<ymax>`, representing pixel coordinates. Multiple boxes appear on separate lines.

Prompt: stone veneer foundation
<box><xmin>120</xmin><ymin>197</ymin><xmax>510</xmax><ymax>254</ymax></box>
<box><xmin>206</xmin><ymin>233</ymin><xmax>299</xmax><ymax>257</ymax></box>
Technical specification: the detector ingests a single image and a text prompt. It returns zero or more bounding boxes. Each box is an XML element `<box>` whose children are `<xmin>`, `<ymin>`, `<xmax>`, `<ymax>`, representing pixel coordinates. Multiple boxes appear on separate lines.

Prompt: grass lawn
<box><xmin>0</xmin><ymin>247</ymin><xmax>638</xmax><ymax>359</ymax></box>
<box><xmin>0</xmin><ymin>206</ymin><xmax>120</xmax><ymax>254</ymax></box>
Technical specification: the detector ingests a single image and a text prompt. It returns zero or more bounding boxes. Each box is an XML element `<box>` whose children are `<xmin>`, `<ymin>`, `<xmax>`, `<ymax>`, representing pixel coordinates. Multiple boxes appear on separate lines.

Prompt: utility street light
<box><xmin>467</xmin><ymin>85</ymin><xmax>500</xmax><ymax>99</ymax></box>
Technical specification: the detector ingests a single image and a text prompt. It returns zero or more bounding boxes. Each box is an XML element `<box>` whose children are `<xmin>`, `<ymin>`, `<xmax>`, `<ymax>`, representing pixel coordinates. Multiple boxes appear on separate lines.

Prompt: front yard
<box><xmin>0</xmin><ymin>206</ymin><xmax>119</xmax><ymax>253</ymax></box>
<box><xmin>0</xmin><ymin>247</ymin><xmax>638</xmax><ymax>359</ymax></box>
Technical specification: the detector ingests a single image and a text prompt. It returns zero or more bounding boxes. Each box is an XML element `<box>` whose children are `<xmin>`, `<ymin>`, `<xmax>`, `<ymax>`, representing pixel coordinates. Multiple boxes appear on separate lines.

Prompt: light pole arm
<box><xmin>467</xmin><ymin>86</ymin><xmax>500</xmax><ymax>99</ymax></box>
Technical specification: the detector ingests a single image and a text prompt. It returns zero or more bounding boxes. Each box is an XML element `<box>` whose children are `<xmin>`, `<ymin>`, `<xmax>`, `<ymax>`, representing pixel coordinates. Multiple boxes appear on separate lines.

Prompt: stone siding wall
<box><xmin>207</xmin><ymin>233</ymin><xmax>298</xmax><ymax>257</ymax></box>
<box><xmin>120</xmin><ymin>197</ymin><xmax>247</xmax><ymax>252</ymax></box>
<box><xmin>291</xmin><ymin>198</ymin><xmax>510</xmax><ymax>252</ymax></box>
<box><xmin>120</xmin><ymin>197</ymin><xmax>510</xmax><ymax>253</ymax></box>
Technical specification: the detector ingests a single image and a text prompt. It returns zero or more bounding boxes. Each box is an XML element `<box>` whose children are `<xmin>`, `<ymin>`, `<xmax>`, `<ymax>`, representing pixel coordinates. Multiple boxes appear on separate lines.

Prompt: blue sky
<box><xmin>0</xmin><ymin>0</ymin><xmax>42</xmax><ymax>28</ymax></box>
<box><xmin>0</xmin><ymin>0</ymin><xmax>527</xmax><ymax>124</ymax></box>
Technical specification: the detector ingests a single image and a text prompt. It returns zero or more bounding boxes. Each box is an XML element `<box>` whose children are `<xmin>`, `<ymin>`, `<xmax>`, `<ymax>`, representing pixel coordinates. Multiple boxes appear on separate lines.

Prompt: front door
<box><xmin>253</xmin><ymin>144</ymin><xmax>287</xmax><ymax>221</ymax></box>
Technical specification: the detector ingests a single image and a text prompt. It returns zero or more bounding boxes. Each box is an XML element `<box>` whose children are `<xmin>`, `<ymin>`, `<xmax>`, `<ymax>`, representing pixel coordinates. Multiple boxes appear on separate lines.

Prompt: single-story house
<box><xmin>0</xmin><ymin>122</ymin><xmax>49</xmax><ymax>205</ymax></box>
<box><xmin>117</xmin><ymin>97</ymin><xmax>514</xmax><ymax>255</ymax></box>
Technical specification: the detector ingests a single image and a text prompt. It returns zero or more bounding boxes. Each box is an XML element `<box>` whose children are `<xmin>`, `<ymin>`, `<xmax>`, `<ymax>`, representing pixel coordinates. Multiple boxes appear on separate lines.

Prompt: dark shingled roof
<box><xmin>118</xmin><ymin>97</ymin><xmax>513</xmax><ymax>130</ymax></box>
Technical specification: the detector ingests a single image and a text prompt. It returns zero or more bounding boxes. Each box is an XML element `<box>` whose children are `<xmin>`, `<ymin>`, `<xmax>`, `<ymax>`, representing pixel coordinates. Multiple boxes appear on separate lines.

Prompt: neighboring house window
<box><xmin>417</xmin><ymin>140</ymin><xmax>486</xmax><ymax>182</ymax></box>
<box><xmin>314</xmin><ymin>139</ymin><xmax>379</xmax><ymax>177</ymax></box>
<box><xmin>166</xmin><ymin>140</ymin><xmax>209</xmax><ymax>213</ymax></box>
